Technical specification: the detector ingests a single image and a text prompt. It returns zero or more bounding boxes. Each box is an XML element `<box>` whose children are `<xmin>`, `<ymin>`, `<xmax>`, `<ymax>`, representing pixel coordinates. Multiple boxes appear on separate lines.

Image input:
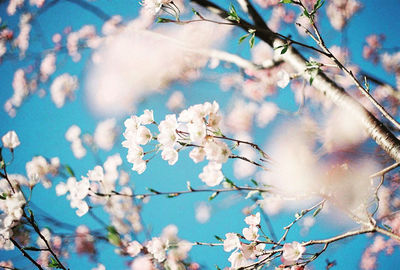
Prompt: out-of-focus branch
<box><xmin>191</xmin><ymin>0</ymin><xmax>400</xmax><ymax>162</ymax></box>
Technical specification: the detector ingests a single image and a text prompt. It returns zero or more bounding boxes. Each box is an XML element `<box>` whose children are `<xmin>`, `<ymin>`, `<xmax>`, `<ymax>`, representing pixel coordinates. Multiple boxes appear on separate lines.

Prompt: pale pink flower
<box><xmin>102</xmin><ymin>15</ymin><xmax>122</xmax><ymax>35</ymax></box>
<box><xmin>244</xmin><ymin>212</ymin><xmax>260</xmax><ymax>226</ymax></box>
<box><xmin>87</xmin><ymin>166</ymin><xmax>104</xmax><ymax>182</ymax></box>
<box><xmin>7</xmin><ymin>0</ymin><xmax>24</xmax><ymax>15</ymax></box>
<box><xmin>199</xmin><ymin>161</ymin><xmax>224</xmax><ymax>186</ymax></box>
<box><xmin>161</xmin><ymin>147</ymin><xmax>179</xmax><ymax>165</ymax></box>
<box><xmin>2</xmin><ymin>130</ymin><xmax>20</xmax><ymax>149</ymax></box>
<box><xmin>127</xmin><ymin>241</ymin><xmax>142</xmax><ymax>257</ymax></box>
<box><xmin>204</xmin><ymin>141</ymin><xmax>231</xmax><ymax>164</ymax></box>
<box><xmin>94</xmin><ymin>118</ymin><xmax>117</xmax><ymax>150</ymax></box>
<box><xmin>167</xmin><ymin>91</ymin><xmax>185</xmax><ymax>111</ymax></box>
<box><xmin>136</xmin><ymin>126</ymin><xmax>152</xmax><ymax>145</ymax></box>
<box><xmin>223</xmin><ymin>233</ymin><xmax>241</xmax><ymax>252</ymax></box>
<box><xmin>131</xmin><ymin>256</ymin><xmax>154</xmax><ymax>270</ymax></box>
<box><xmin>242</xmin><ymin>226</ymin><xmax>258</xmax><ymax>241</ymax></box>
<box><xmin>277</xmin><ymin>70</ymin><xmax>290</xmax><ymax>88</ymax></box>
<box><xmin>189</xmin><ymin>147</ymin><xmax>206</xmax><ymax>163</ymax></box>
<box><xmin>75</xmin><ymin>225</ymin><xmax>95</xmax><ymax>255</ymax></box>
<box><xmin>132</xmin><ymin>159</ymin><xmax>147</xmax><ymax>174</ymax></box>
<box><xmin>29</xmin><ymin>0</ymin><xmax>45</xmax><ymax>8</ymax></box>
<box><xmin>256</xmin><ymin>102</ymin><xmax>278</xmax><ymax>128</ymax></box>
<box><xmin>40</xmin><ymin>53</ymin><xmax>56</xmax><ymax>81</ymax></box>
<box><xmin>65</xmin><ymin>125</ymin><xmax>81</xmax><ymax>142</ymax></box>
<box><xmin>50</xmin><ymin>73</ymin><xmax>78</xmax><ymax>108</ymax></box>
<box><xmin>228</xmin><ymin>250</ymin><xmax>250</xmax><ymax>268</ymax></box>
<box><xmin>282</xmin><ymin>242</ymin><xmax>306</xmax><ymax>264</ymax></box>
<box><xmin>195</xmin><ymin>202</ymin><xmax>211</xmax><ymax>224</ymax></box>
<box><xmin>146</xmin><ymin>237</ymin><xmax>166</xmax><ymax>262</ymax></box>
<box><xmin>139</xmin><ymin>109</ymin><xmax>154</xmax><ymax>125</ymax></box>
<box><xmin>241</xmin><ymin>242</ymin><xmax>265</xmax><ymax>260</ymax></box>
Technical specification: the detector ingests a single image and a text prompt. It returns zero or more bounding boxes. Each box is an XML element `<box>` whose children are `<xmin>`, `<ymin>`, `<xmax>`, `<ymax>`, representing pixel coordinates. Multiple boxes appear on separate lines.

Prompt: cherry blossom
<box><xmin>1</xmin><ymin>131</ymin><xmax>20</xmax><ymax>149</ymax></box>
<box><xmin>282</xmin><ymin>241</ymin><xmax>306</xmax><ymax>264</ymax></box>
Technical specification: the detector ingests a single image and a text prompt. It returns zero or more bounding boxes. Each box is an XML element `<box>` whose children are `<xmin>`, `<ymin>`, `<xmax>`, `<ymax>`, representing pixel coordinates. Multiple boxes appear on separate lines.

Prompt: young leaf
<box><xmin>238</xmin><ymin>33</ymin><xmax>249</xmax><ymax>44</ymax></box>
<box><xmin>48</xmin><ymin>257</ymin><xmax>62</xmax><ymax>269</ymax></box>
<box><xmin>251</xmin><ymin>179</ymin><xmax>258</xmax><ymax>186</ymax></box>
<box><xmin>209</xmin><ymin>191</ymin><xmax>219</xmax><ymax>201</ymax></box>
<box><xmin>214</xmin><ymin>235</ymin><xmax>223</xmax><ymax>241</ymax></box>
<box><xmin>280</xmin><ymin>0</ymin><xmax>293</xmax><ymax>3</ymax></box>
<box><xmin>281</xmin><ymin>45</ymin><xmax>289</xmax><ymax>54</ymax></box>
<box><xmin>157</xmin><ymin>17</ymin><xmax>172</xmax><ymax>23</ymax></box>
<box><xmin>249</xmin><ymin>34</ymin><xmax>255</xmax><ymax>48</ymax></box>
<box><xmin>64</xmin><ymin>164</ymin><xmax>75</xmax><ymax>177</ymax></box>
<box><xmin>107</xmin><ymin>226</ymin><xmax>121</xmax><ymax>246</ymax></box>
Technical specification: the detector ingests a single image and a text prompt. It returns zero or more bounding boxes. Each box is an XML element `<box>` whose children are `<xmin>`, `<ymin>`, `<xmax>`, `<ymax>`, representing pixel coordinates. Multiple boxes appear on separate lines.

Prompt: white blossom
<box><xmin>1</xmin><ymin>131</ymin><xmax>20</xmax><ymax>149</ymax></box>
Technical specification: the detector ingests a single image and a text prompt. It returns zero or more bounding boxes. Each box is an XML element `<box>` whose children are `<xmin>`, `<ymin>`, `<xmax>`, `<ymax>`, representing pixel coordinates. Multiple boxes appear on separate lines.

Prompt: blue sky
<box><xmin>1</xmin><ymin>0</ymin><xmax>400</xmax><ymax>269</ymax></box>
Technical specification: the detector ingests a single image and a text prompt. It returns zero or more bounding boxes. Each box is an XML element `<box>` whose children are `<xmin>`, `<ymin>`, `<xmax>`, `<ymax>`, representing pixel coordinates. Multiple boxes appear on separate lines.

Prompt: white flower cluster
<box><xmin>140</xmin><ymin>0</ymin><xmax>173</xmax><ymax>15</ymax></box>
<box><xmin>0</xmin><ymin>189</ymin><xmax>26</xmax><ymax>250</ymax></box>
<box><xmin>122</xmin><ymin>101</ymin><xmax>231</xmax><ymax>186</ymax></box>
<box><xmin>56</xmin><ymin>176</ymin><xmax>90</xmax><ymax>217</ymax></box>
<box><xmin>145</xmin><ymin>225</ymin><xmax>192</xmax><ymax>268</ymax></box>
<box><xmin>223</xmin><ymin>212</ymin><xmax>266</xmax><ymax>268</ymax></box>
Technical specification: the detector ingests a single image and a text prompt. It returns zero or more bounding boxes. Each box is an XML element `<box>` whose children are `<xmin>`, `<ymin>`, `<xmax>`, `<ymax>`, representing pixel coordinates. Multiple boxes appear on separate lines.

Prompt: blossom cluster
<box><xmin>122</xmin><ymin>101</ymin><xmax>234</xmax><ymax>186</ymax></box>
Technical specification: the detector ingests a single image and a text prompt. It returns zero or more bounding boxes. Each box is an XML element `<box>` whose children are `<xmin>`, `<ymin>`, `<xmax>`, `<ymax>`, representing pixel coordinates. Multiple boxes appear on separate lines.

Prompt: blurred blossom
<box><xmin>50</xmin><ymin>73</ymin><xmax>78</xmax><ymax>108</ymax></box>
<box><xmin>321</xmin><ymin>107</ymin><xmax>367</xmax><ymax>152</ymax></box>
<box><xmin>7</xmin><ymin>0</ymin><xmax>24</xmax><ymax>15</ymax></box>
<box><xmin>195</xmin><ymin>202</ymin><xmax>211</xmax><ymax>223</ymax></box>
<box><xmin>131</xmin><ymin>256</ymin><xmax>154</xmax><ymax>270</ymax></box>
<box><xmin>259</xmin><ymin>117</ymin><xmax>378</xmax><ymax>222</ymax></box>
<box><xmin>326</xmin><ymin>0</ymin><xmax>361</xmax><ymax>30</ymax></box>
<box><xmin>40</xmin><ymin>53</ymin><xmax>56</xmax><ymax>82</ymax></box>
<box><xmin>94</xmin><ymin>118</ymin><xmax>117</xmax><ymax>151</ymax></box>
<box><xmin>75</xmin><ymin>225</ymin><xmax>95</xmax><ymax>255</ymax></box>
<box><xmin>166</xmin><ymin>91</ymin><xmax>185</xmax><ymax>111</ymax></box>
<box><xmin>86</xmin><ymin>16</ymin><xmax>231</xmax><ymax>116</ymax></box>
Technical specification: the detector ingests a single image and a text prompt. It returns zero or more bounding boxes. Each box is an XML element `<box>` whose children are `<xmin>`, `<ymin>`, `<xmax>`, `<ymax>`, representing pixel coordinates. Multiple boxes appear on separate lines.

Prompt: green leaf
<box><xmin>214</xmin><ymin>235</ymin><xmax>223</xmax><ymax>242</ymax></box>
<box><xmin>249</xmin><ymin>34</ymin><xmax>255</xmax><ymax>48</ymax></box>
<box><xmin>280</xmin><ymin>0</ymin><xmax>293</xmax><ymax>3</ymax></box>
<box><xmin>157</xmin><ymin>17</ymin><xmax>172</xmax><ymax>23</ymax></box>
<box><xmin>313</xmin><ymin>205</ymin><xmax>323</xmax><ymax>217</ymax></box>
<box><xmin>226</xmin><ymin>4</ymin><xmax>240</xmax><ymax>22</ymax></box>
<box><xmin>238</xmin><ymin>33</ymin><xmax>249</xmax><ymax>44</ymax></box>
<box><xmin>64</xmin><ymin>164</ymin><xmax>75</xmax><ymax>177</ymax></box>
<box><xmin>209</xmin><ymin>191</ymin><xmax>219</xmax><ymax>201</ymax></box>
<box><xmin>281</xmin><ymin>45</ymin><xmax>289</xmax><ymax>54</ymax></box>
<box><xmin>107</xmin><ymin>226</ymin><xmax>121</xmax><ymax>246</ymax></box>
<box><xmin>251</xmin><ymin>179</ymin><xmax>258</xmax><ymax>186</ymax></box>
<box><xmin>303</xmin><ymin>9</ymin><xmax>310</xmax><ymax>18</ymax></box>
<box><xmin>0</xmin><ymin>192</ymin><xmax>7</xmax><ymax>200</ymax></box>
<box><xmin>215</xmin><ymin>266</ymin><xmax>222</xmax><ymax>270</ymax></box>
<box><xmin>224</xmin><ymin>177</ymin><xmax>236</xmax><ymax>187</ymax></box>
<box><xmin>48</xmin><ymin>257</ymin><xmax>62</xmax><ymax>269</ymax></box>
<box><xmin>147</xmin><ymin>188</ymin><xmax>160</xmax><ymax>194</ymax></box>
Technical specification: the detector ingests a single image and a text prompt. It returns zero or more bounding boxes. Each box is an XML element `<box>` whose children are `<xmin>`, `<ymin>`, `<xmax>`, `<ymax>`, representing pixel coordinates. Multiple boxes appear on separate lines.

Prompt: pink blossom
<box><xmin>282</xmin><ymin>242</ymin><xmax>306</xmax><ymax>264</ymax></box>
<box><xmin>75</xmin><ymin>225</ymin><xmax>95</xmax><ymax>255</ymax></box>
